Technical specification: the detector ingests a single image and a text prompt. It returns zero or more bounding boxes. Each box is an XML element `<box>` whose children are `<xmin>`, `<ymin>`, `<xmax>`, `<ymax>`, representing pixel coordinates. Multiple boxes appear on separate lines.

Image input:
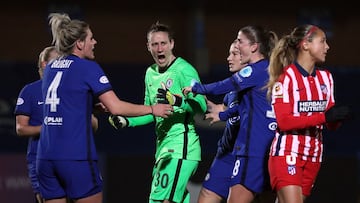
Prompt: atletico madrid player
<box><xmin>267</xmin><ymin>24</ymin><xmax>350</xmax><ymax>203</ymax></box>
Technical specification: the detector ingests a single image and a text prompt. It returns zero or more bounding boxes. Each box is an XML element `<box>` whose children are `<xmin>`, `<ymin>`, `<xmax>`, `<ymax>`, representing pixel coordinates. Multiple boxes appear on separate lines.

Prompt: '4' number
<box><xmin>45</xmin><ymin>71</ymin><xmax>63</xmax><ymax>112</ymax></box>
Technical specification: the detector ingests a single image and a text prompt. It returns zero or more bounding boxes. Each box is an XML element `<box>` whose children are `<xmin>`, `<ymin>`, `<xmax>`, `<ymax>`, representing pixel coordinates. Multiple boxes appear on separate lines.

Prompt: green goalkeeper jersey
<box><xmin>127</xmin><ymin>57</ymin><xmax>207</xmax><ymax>162</ymax></box>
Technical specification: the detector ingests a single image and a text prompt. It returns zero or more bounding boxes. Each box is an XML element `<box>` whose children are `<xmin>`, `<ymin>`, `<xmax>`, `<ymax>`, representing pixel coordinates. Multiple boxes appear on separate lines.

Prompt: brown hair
<box><xmin>146</xmin><ymin>21</ymin><xmax>174</xmax><ymax>42</ymax></box>
<box><xmin>266</xmin><ymin>24</ymin><xmax>320</xmax><ymax>100</ymax></box>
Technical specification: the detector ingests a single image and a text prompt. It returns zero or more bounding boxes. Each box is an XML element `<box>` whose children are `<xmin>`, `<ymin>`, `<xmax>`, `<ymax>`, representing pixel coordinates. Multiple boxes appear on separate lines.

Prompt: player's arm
<box><xmin>272</xmin><ymin>78</ymin><xmax>325</xmax><ymax>131</ymax></box>
<box><xmin>98</xmin><ymin>90</ymin><xmax>172</xmax><ymax>118</ymax></box>
<box><xmin>190</xmin><ymin>77</ymin><xmax>237</xmax><ymax>96</ymax></box>
<box><xmin>184</xmin><ymin>67</ymin><xmax>259</xmax><ymax>97</ymax></box>
<box><xmin>108</xmin><ymin>114</ymin><xmax>154</xmax><ymax>129</ymax></box>
<box><xmin>180</xmin><ymin>69</ymin><xmax>207</xmax><ymax>114</ymax></box>
<box><xmin>204</xmin><ymin>99</ymin><xmax>225</xmax><ymax>125</ymax></box>
<box><xmin>218</xmin><ymin>104</ymin><xmax>238</xmax><ymax>121</ymax></box>
<box><xmin>108</xmin><ymin>79</ymin><xmax>155</xmax><ymax>129</ymax></box>
<box><xmin>15</xmin><ymin>115</ymin><xmax>41</xmax><ymax>137</ymax></box>
<box><xmin>274</xmin><ymin>102</ymin><xmax>327</xmax><ymax>131</ymax></box>
<box><xmin>91</xmin><ymin>114</ymin><xmax>99</xmax><ymax>132</ymax></box>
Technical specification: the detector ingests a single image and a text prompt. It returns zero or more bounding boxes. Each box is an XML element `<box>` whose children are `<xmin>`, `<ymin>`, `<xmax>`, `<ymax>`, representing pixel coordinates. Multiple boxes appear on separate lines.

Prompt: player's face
<box><xmin>308</xmin><ymin>30</ymin><xmax>330</xmax><ymax>63</ymax></box>
<box><xmin>82</xmin><ymin>28</ymin><xmax>97</xmax><ymax>60</ymax></box>
<box><xmin>147</xmin><ymin>31</ymin><xmax>175</xmax><ymax>68</ymax></box>
<box><xmin>236</xmin><ymin>31</ymin><xmax>258</xmax><ymax>64</ymax></box>
<box><xmin>227</xmin><ymin>43</ymin><xmax>244</xmax><ymax>73</ymax></box>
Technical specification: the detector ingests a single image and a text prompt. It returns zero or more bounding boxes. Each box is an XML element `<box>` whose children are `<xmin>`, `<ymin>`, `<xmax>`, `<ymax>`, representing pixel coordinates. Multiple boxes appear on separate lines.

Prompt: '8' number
<box><xmin>232</xmin><ymin>159</ymin><xmax>241</xmax><ymax>176</ymax></box>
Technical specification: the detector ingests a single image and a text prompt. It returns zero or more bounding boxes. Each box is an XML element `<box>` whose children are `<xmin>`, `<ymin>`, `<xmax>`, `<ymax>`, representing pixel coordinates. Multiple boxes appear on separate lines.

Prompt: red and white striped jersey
<box><xmin>269</xmin><ymin>63</ymin><xmax>335</xmax><ymax>162</ymax></box>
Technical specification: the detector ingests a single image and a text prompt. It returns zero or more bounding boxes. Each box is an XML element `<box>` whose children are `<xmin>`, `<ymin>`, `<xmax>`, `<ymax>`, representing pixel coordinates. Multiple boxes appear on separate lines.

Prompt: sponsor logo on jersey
<box><xmin>229</xmin><ymin>115</ymin><xmax>241</xmax><ymax>125</ymax></box>
<box><xmin>298</xmin><ymin>100</ymin><xmax>327</xmax><ymax>112</ymax></box>
<box><xmin>16</xmin><ymin>98</ymin><xmax>24</xmax><ymax>105</ymax></box>
<box><xmin>44</xmin><ymin>116</ymin><xmax>63</xmax><ymax>125</ymax></box>
<box><xmin>266</xmin><ymin>110</ymin><xmax>276</xmax><ymax>118</ymax></box>
<box><xmin>37</xmin><ymin>101</ymin><xmax>44</xmax><ymax>105</ymax></box>
<box><xmin>268</xmin><ymin>122</ymin><xmax>277</xmax><ymax>131</ymax></box>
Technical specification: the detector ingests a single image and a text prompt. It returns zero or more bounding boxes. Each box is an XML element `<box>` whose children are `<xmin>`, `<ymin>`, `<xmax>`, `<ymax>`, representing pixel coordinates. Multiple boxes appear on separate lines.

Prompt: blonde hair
<box><xmin>37</xmin><ymin>46</ymin><xmax>57</xmax><ymax>78</ymax></box>
<box><xmin>38</xmin><ymin>46</ymin><xmax>56</xmax><ymax>69</ymax></box>
<box><xmin>48</xmin><ymin>13</ymin><xmax>89</xmax><ymax>55</ymax></box>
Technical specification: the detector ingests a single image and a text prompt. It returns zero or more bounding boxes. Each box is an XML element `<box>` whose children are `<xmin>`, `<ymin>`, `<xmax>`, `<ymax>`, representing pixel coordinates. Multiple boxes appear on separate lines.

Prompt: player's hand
<box><xmin>93</xmin><ymin>102</ymin><xmax>108</xmax><ymax>114</ymax></box>
<box><xmin>157</xmin><ymin>83</ymin><xmax>182</xmax><ymax>106</ymax></box>
<box><xmin>151</xmin><ymin>104</ymin><xmax>173</xmax><ymax>118</ymax></box>
<box><xmin>108</xmin><ymin>115</ymin><xmax>128</xmax><ymax>129</ymax></box>
<box><xmin>182</xmin><ymin>86</ymin><xmax>193</xmax><ymax>96</ymax></box>
<box><xmin>325</xmin><ymin>105</ymin><xmax>351</xmax><ymax>123</ymax></box>
<box><xmin>205</xmin><ymin>111</ymin><xmax>220</xmax><ymax>125</ymax></box>
<box><xmin>205</xmin><ymin>99</ymin><xmax>223</xmax><ymax>125</ymax></box>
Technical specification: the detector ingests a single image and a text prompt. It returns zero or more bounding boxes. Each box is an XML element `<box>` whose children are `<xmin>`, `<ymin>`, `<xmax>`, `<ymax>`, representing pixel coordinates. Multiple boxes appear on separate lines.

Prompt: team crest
<box><xmin>288</xmin><ymin>165</ymin><xmax>296</xmax><ymax>175</ymax></box>
<box><xmin>320</xmin><ymin>84</ymin><xmax>328</xmax><ymax>94</ymax></box>
<box><xmin>165</xmin><ymin>79</ymin><xmax>173</xmax><ymax>88</ymax></box>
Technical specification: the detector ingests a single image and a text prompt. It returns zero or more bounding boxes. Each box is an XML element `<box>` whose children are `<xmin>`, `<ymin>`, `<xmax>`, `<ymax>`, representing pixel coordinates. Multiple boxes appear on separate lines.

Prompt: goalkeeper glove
<box><xmin>325</xmin><ymin>105</ymin><xmax>351</xmax><ymax>123</ymax></box>
<box><xmin>156</xmin><ymin>83</ymin><xmax>182</xmax><ymax>106</ymax></box>
<box><xmin>108</xmin><ymin>115</ymin><xmax>129</xmax><ymax>129</ymax></box>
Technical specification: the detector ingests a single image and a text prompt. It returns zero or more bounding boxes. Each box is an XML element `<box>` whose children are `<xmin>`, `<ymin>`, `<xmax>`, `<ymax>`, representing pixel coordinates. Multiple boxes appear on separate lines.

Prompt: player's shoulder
<box><xmin>174</xmin><ymin>57</ymin><xmax>197</xmax><ymax>72</ymax></box>
<box><xmin>241</xmin><ymin>59</ymin><xmax>269</xmax><ymax>76</ymax></box>
<box><xmin>24</xmin><ymin>79</ymin><xmax>42</xmax><ymax>90</ymax></box>
<box><xmin>283</xmin><ymin>63</ymin><xmax>297</xmax><ymax>74</ymax></box>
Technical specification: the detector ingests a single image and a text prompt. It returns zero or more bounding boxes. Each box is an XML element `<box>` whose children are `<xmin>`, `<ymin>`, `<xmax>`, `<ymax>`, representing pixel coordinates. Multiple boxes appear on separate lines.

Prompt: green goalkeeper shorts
<box><xmin>149</xmin><ymin>158</ymin><xmax>199</xmax><ymax>203</ymax></box>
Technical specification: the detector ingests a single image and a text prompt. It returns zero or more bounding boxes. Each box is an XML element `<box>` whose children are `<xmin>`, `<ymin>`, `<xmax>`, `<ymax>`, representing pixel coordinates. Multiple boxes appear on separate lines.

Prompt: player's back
<box><xmin>39</xmin><ymin>55</ymin><xmax>111</xmax><ymax>160</ymax></box>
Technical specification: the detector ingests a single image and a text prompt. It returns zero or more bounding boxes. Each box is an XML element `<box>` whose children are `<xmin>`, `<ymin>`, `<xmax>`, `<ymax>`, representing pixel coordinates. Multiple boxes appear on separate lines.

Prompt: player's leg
<box><xmin>149</xmin><ymin>158</ymin><xmax>199</xmax><ymax>203</ymax></box>
<box><xmin>198</xmin><ymin>153</ymin><xmax>235</xmax><ymax>203</ymax></box>
<box><xmin>268</xmin><ymin>156</ymin><xmax>311</xmax><ymax>203</ymax></box>
<box><xmin>198</xmin><ymin>187</ymin><xmax>225</xmax><ymax>203</ymax></box>
<box><xmin>228</xmin><ymin>156</ymin><xmax>270</xmax><ymax>203</ymax></box>
<box><xmin>55</xmin><ymin>160</ymin><xmax>103</xmax><ymax>203</ymax></box>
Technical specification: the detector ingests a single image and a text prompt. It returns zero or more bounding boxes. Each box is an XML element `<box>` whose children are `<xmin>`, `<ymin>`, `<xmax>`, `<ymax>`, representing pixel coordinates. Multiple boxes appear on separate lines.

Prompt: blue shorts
<box><xmin>202</xmin><ymin>153</ymin><xmax>235</xmax><ymax>199</ymax></box>
<box><xmin>37</xmin><ymin>160</ymin><xmax>103</xmax><ymax>200</ymax></box>
<box><xmin>230</xmin><ymin>156</ymin><xmax>270</xmax><ymax>194</ymax></box>
<box><xmin>27</xmin><ymin>159</ymin><xmax>40</xmax><ymax>194</ymax></box>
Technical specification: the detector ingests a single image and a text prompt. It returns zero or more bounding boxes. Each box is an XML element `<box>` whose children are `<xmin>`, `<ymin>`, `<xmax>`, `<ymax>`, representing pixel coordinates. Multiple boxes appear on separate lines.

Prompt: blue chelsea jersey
<box><xmin>14</xmin><ymin>80</ymin><xmax>43</xmax><ymax>161</ymax></box>
<box><xmin>193</xmin><ymin>59</ymin><xmax>277</xmax><ymax>157</ymax></box>
<box><xmin>39</xmin><ymin>55</ymin><xmax>112</xmax><ymax>160</ymax></box>
<box><xmin>215</xmin><ymin>91</ymin><xmax>241</xmax><ymax>157</ymax></box>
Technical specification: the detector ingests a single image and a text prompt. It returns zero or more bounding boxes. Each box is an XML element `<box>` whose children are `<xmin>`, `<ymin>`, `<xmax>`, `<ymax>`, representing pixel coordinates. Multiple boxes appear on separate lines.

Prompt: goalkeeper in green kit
<box><xmin>109</xmin><ymin>22</ymin><xmax>207</xmax><ymax>203</ymax></box>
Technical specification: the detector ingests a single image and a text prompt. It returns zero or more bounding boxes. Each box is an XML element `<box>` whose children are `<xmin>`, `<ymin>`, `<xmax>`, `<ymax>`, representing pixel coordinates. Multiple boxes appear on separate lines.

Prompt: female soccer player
<box><xmin>38</xmin><ymin>13</ymin><xmax>173</xmax><ymax>203</ymax></box>
<box><xmin>183</xmin><ymin>25</ymin><xmax>278</xmax><ymax>203</ymax></box>
<box><xmin>266</xmin><ymin>24</ymin><xmax>350</xmax><ymax>203</ymax></box>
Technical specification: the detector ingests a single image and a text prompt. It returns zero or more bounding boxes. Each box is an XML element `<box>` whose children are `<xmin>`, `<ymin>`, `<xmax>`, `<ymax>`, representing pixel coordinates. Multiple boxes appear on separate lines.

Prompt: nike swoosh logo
<box><xmin>38</xmin><ymin>101</ymin><xmax>44</xmax><ymax>105</ymax></box>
